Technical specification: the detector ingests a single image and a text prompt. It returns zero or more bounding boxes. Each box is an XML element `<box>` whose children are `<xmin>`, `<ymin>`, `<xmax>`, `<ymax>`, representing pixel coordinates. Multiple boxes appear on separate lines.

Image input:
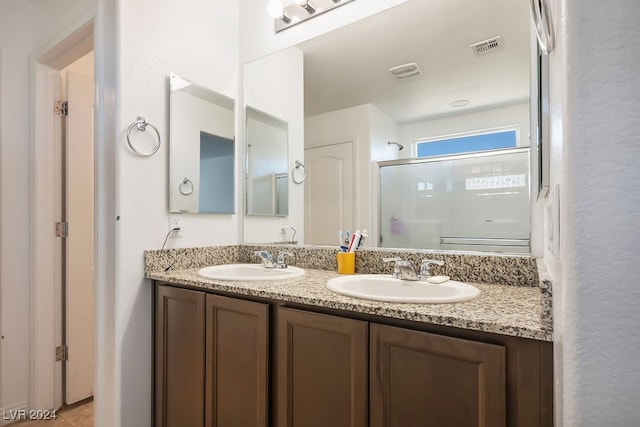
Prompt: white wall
<box><xmin>399</xmin><ymin>102</ymin><xmax>531</xmax><ymax>157</ymax></box>
<box><xmin>547</xmin><ymin>0</ymin><xmax>640</xmax><ymax>425</ymax></box>
<box><xmin>0</xmin><ymin>1</ymin><xmax>32</xmax><ymax>418</ymax></box>
<box><xmin>31</xmin><ymin>0</ymin><xmax>95</xmax><ymax>54</ymax></box>
<box><xmin>243</xmin><ymin>47</ymin><xmax>304</xmax><ymax>243</ymax></box>
<box><xmin>369</xmin><ymin>104</ymin><xmax>400</xmax><ymax>162</ymax></box>
<box><xmin>114</xmin><ymin>0</ymin><xmax>239</xmax><ymax>425</ymax></box>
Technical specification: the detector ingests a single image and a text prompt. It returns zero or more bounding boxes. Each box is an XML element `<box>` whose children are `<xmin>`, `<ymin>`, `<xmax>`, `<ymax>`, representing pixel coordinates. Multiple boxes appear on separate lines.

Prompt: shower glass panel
<box><xmin>379</xmin><ymin>148</ymin><xmax>530</xmax><ymax>253</ymax></box>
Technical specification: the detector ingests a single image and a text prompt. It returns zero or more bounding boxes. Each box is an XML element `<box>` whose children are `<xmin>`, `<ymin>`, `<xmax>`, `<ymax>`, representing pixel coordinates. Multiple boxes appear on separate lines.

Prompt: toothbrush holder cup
<box><xmin>336</xmin><ymin>252</ymin><xmax>356</xmax><ymax>274</ymax></box>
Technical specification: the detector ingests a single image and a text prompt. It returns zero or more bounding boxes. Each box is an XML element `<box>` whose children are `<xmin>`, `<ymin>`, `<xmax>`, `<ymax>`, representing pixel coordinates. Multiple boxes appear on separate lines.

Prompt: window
<box><xmin>416</xmin><ymin>129</ymin><xmax>518</xmax><ymax>158</ymax></box>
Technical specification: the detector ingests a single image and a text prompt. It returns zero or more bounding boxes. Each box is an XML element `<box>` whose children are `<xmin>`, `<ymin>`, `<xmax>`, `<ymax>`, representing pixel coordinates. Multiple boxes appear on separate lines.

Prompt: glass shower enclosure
<box><xmin>378</xmin><ymin>148</ymin><xmax>530</xmax><ymax>253</ymax></box>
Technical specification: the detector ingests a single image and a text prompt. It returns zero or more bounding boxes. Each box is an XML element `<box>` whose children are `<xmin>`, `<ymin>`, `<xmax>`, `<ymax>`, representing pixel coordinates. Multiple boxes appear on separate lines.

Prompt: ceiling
<box><xmin>298</xmin><ymin>0</ymin><xmax>531</xmax><ymax>124</ymax></box>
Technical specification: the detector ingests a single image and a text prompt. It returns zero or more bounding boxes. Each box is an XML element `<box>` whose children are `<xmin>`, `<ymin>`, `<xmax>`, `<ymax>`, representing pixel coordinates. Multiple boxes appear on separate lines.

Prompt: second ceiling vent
<box><xmin>388</xmin><ymin>62</ymin><xmax>423</xmax><ymax>79</ymax></box>
<box><xmin>470</xmin><ymin>36</ymin><xmax>503</xmax><ymax>56</ymax></box>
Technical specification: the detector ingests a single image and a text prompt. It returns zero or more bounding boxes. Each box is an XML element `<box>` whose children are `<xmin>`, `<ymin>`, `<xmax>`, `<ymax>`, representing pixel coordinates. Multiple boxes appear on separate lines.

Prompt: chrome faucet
<box><xmin>254</xmin><ymin>250</ymin><xmax>277</xmax><ymax>268</ymax></box>
<box><xmin>383</xmin><ymin>257</ymin><xmax>419</xmax><ymax>281</ymax></box>
<box><xmin>383</xmin><ymin>257</ymin><xmax>445</xmax><ymax>281</ymax></box>
<box><xmin>276</xmin><ymin>251</ymin><xmax>293</xmax><ymax>269</ymax></box>
<box><xmin>418</xmin><ymin>259</ymin><xmax>445</xmax><ymax>280</ymax></box>
<box><xmin>254</xmin><ymin>250</ymin><xmax>292</xmax><ymax>269</ymax></box>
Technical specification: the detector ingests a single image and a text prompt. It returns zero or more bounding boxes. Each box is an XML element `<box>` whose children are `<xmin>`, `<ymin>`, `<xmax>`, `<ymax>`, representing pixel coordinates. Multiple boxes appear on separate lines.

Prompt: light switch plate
<box><xmin>544</xmin><ymin>185</ymin><xmax>560</xmax><ymax>255</ymax></box>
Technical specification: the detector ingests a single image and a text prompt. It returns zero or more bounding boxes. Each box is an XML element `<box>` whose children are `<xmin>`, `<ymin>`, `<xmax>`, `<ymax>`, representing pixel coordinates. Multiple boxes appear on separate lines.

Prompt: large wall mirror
<box><xmin>169</xmin><ymin>73</ymin><xmax>235</xmax><ymax>214</ymax></box>
<box><xmin>241</xmin><ymin>0</ymin><xmax>537</xmax><ymax>253</ymax></box>
<box><xmin>245</xmin><ymin>106</ymin><xmax>289</xmax><ymax>216</ymax></box>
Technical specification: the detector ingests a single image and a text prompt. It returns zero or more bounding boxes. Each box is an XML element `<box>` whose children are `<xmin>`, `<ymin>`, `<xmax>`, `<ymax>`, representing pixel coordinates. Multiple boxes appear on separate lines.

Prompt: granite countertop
<box><xmin>147</xmin><ymin>267</ymin><xmax>552</xmax><ymax>341</ymax></box>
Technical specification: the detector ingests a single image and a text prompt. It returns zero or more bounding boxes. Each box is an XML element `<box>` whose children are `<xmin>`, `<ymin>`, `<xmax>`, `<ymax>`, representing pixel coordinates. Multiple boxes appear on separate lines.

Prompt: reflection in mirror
<box><xmin>379</xmin><ymin>148</ymin><xmax>530</xmax><ymax>253</ymax></box>
<box><xmin>169</xmin><ymin>73</ymin><xmax>235</xmax><ymax>214</ymax></box>
<box><xmin>241</xmin><ymin>0</ymin><xmax>535</xmax><ymax>253</ymax></box>
<box><xmin>245</xmin><ymin>107</ymin><xmax>289</xmax><ymax>216</ymax></box>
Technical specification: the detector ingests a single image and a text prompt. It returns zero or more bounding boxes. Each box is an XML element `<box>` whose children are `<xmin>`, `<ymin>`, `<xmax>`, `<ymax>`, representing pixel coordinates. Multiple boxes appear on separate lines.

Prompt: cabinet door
<box><xmin>155</xmin><ymin>286</ymin><xmax>205</xmax><ymax>427</ymax></box>
<box><xmin>370</xmin><ymin>324</ymin><xmax>506</xmax><ymax>427</ymax></box>
<box><xmin>205</xmin><ymin>294</ymin><xmax>269</xmax><ymax>427</ymax></box>
<box><xmin>276</xmin><ymin>307</ymin><xmax>368</xmax><ymax>427</ymax></box>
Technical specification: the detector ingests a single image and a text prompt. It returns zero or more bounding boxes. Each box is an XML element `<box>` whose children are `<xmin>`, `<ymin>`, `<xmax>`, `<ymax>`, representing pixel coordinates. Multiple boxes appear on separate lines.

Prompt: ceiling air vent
<box><xmin>470</xmin><ymin>36</ymin><xmax>503</xmax><ymax>56</ymax></box>
<box><xmin>388</xmin><ymin>62</ymin><xmax>423</xmax><ymax>79</ymax></box>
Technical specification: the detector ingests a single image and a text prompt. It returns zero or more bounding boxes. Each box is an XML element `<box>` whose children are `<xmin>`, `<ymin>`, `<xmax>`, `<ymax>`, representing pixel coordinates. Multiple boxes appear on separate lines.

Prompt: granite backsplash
<box><xmin>145</xmin><ymin>244</ymin><xmax>539</xmax><ymax>287</ymax></box>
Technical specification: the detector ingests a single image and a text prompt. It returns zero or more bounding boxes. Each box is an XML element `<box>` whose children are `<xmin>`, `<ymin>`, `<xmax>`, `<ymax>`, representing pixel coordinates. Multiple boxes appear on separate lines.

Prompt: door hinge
<box><xmin>55</xmin><ymin>222</ymin><xmax>69</xmax><ymax>238</ymax></box>
<box><xmin>55</xmin><ymin>345</ymin><xmax>68</xmax><ymax>362</ymax></box>
<box><xmin>55</xmin><ymin>100</ymin><xmax>68</xmax><ymax>117</ymax></box>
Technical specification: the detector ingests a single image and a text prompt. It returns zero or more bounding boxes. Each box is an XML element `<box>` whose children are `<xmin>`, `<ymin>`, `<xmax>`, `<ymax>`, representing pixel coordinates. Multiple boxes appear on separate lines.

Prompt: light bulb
<box><xmin>267</xmin><ymin>0</ymin><xmax>283</xmax><ymax>18</ymax></box>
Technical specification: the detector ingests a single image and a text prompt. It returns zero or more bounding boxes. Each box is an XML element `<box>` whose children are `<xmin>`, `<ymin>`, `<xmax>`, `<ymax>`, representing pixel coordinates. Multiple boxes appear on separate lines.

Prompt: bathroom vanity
<box><xmin>147</xmin><ymin>246</ymin><xmax>553</xmax><ymax>427</ymax></box>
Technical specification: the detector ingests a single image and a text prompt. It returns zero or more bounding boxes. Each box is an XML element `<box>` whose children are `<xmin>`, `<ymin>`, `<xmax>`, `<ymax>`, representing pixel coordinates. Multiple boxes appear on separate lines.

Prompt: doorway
<box><xmin>31</xmin><ymin>22</ymin><xmax>95</xmax><ymax>415</ymax></box>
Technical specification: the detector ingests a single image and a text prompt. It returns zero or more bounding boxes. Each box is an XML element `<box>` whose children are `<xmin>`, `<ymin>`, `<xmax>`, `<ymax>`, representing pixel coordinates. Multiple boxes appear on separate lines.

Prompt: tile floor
<box><xmin>10</xmin><ymin>399</ymin><xmax>93</xmax><ymax>427</ymax></box>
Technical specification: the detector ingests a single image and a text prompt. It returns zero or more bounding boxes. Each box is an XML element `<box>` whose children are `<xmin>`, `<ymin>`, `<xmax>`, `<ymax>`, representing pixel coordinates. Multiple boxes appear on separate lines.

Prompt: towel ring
<box><xmin>530</xmin><ymin>0</ymin><xmax>555</xmax><ymax>54</ymax></box>
<box><xmin>126</xmin><ymin>116</ymin><xmax>161</xmax><ymax>157</ymax></box>
<box><xmin>292</xmin><ymin>160</ymin><xmax>305</xmax><ymax>184</ymax></box>
<box><xmin>179</xmin><ymin>177</ymin><xmax>194</xmax><ymax>195</ymax></box>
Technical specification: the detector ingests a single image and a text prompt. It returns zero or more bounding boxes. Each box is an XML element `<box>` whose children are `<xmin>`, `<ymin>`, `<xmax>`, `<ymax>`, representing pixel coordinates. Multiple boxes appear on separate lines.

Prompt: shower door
<box><xmin>379</xmin><ymin>148</ymin><xmax>530</xmax><ymax>253</ymax></box>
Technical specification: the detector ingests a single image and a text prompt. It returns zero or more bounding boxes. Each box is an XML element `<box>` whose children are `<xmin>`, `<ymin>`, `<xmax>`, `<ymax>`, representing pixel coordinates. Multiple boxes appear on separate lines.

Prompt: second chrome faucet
<box><xmin>383</xmin><ymin>257</ymin><xmax>445</xmax><ymax>281</ymax></box>
<box><xmin>254</xmin><ymin>250</ymin><xmax>292</xmax><ymax>269</ymax></box>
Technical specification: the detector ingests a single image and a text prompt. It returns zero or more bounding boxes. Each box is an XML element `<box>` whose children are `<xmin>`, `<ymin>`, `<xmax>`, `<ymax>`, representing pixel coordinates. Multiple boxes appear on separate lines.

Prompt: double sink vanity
<box><xmin>151</xmin><ymin>0</ymin><xmax>555</xmax><ymax>424</ymax></box>
<box><xmin>146</xmin><ymin>245</ymin><xmax>553</xmax><ymax>427</ymax></box>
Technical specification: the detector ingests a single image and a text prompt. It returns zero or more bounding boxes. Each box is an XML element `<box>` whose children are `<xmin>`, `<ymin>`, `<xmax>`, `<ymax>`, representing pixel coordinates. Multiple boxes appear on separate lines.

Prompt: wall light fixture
<box><xmin>297</xmin><ymin>0</ymin><xmax>316</xmax><ymax>14</ymax></box>
<box><xmin>269</xmin><ymin>0</ymin><xmax>356</xmax><ymax>33</ymax></box>
<box><xmin>267</xmin><ymin>0</ymin><xmax>292</xmax><ymax>23</ymax></box>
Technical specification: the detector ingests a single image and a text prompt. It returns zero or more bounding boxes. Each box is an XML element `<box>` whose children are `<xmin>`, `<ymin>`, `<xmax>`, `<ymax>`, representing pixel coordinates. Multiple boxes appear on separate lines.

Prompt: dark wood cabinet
<box><xmin>155</xmin><ymin>286</ymin><xmax>269</xmax><ymax>427</ymax></box>
<box><xmin>276</xmin><ymin>307</ymin><xmax>368</xmax><ymax>427</ymax></box>
<box><xmin>370</xmin><ymin>323</ymin><xmax>506</xmax><ymax>427</ymax></box>
<box><xmin>154</xmin><ymin>282</ymin><xmax>552</xmax><ymax>427</ymax></box>
<box><xmin>155</xmin><ymin>285</ymin><xmax>205</xmax><ymax>427</ymax></box>
<box><xmin>205</xmin><ymin>294</ymin><xmax>269</xmax><ymax>427</ymax></box>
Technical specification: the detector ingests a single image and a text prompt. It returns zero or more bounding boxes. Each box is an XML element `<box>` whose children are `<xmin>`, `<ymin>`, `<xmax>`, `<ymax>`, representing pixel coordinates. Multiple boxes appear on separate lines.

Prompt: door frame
<box><xmin>29</xmin><ymin>18</ymin><xmax>94</xmax><ymax>412</ymax></box>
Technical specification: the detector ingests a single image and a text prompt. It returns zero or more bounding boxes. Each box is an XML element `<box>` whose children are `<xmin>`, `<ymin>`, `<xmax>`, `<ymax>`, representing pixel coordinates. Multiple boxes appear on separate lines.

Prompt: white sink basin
<box><xmin>326</xmin><ymin>274</ymin><xmax>480</xmax><ymax>303</ymax></box>
<box><xmin>197</xmin><ymin>264</ymin><xmax>305</xmax><ymax>281</ymax></box>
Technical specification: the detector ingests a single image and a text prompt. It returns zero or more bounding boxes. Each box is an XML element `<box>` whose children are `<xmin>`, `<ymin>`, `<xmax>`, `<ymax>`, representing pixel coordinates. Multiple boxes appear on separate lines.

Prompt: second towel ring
<box><xmin>126</xmin><ymin>116</ymin><xmax>161</xmax><ymax>157</ymax></box>
<box><xmin>292</xmin><ymin>160</ymin><xmax>306</xmax><ymax>184</ymax></box>
<box><xmin>179</xmin><ymin>177</ymin><xmax>194</xmax><ymax>195</ymax></box>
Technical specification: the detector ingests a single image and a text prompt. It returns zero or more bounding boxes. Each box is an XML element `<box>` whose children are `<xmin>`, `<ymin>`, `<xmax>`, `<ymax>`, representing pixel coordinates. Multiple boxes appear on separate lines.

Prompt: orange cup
<box><xmin>336</xmin><ymin>252</ymin><xmax>356</xmax><ymax>274</ymax></box>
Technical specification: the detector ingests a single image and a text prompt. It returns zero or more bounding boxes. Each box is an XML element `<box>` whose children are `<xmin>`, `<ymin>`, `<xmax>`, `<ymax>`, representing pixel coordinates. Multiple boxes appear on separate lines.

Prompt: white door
<box><xmin>304</xmin><ymin>142</ymin><xmax>355</xmax><ymax>245</ymax></box>
<box><xmin>64</xmin><ymin>70</ymin><xmax>95</xmax><ymax>404</ymax></box>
